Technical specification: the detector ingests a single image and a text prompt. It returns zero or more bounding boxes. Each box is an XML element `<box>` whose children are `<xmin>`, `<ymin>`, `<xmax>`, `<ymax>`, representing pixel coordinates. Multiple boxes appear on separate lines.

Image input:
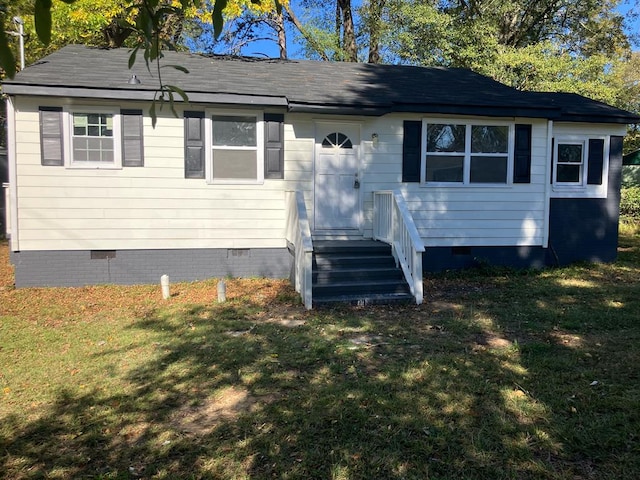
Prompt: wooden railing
<box><xmin>373</xmin><ymin>190</ymin><xmax>425</xmax><ymax>305</ymax></box>
<box><xmin>285</xmin><ymin>191</ymin><xmax>313</xmax><ymax>309</ymax></box>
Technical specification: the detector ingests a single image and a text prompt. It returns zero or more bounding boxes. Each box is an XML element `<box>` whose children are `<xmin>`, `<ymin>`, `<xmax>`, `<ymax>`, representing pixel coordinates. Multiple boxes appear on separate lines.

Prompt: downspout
<box><xmin>6</xmin><ymin>96</ymin><xmax>19</xmax><ymax>251</ymax></box>
<box><xmin>542</xmin><ymin>120</ymin><xmax>553</xmax><ymax>249</ymax></box>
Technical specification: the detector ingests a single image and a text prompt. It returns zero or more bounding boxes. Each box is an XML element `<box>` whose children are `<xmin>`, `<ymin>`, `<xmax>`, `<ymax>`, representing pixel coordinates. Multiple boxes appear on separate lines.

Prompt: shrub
<box><xmin>620</xmin><ymin>186</ymin><xmax>640</xmax><ymax>219</ymax></box>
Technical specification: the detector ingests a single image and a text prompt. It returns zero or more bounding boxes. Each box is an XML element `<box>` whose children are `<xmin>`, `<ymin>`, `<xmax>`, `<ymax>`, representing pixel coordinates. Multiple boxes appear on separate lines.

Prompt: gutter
<box><xmin>1</xmin><ymin>84</ymin><xmax>289</xmax><ymax>108</ymax></box>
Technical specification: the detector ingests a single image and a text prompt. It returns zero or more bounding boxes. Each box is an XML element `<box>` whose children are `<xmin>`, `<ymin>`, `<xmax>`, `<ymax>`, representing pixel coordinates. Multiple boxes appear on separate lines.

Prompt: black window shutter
<box><xmin>264</xmin><ymin>113</ymin><xmax>285</xmax><ymax>179</ymax></box>
<box><xmin>39</xmin><ymin>107</ymin><xmax>63</xmax><ymax>166</ymax></box>
<box><xmin>402</xmin><ymin>120</ymin><xmax>421</xmax><ymax>182</ymax></box>
<box><xmin>121</xmin><ymin>109</ymin><xmax>144</xmax><ymax>167</ymax></box>
<box><xmin>184</xmin><ymin>111</ymin><xmax>205</xmax><ymax>179</ymax></box>
<box><xmin>513</xmin><ymin>124</ymin><xmax>532</xmax><ymax>183</ymax></box>
<box><xmin>587</xmin><ymin>138</ymin><xmax>605</xmax><ymax>185</ymax></box>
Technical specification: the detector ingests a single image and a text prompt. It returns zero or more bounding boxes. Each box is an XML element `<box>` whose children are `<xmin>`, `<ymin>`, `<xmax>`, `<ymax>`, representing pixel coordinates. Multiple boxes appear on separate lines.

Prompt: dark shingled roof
<box><xmin>3</xmin><ymin>44</ymin><xmax>639</xmax><ymax>123</ymax></box>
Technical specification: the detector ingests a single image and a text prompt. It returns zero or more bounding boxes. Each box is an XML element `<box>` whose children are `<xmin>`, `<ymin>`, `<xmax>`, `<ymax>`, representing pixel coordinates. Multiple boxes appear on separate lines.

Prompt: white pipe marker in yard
<box><xmin>161</xmin><ymin>274</ymin><xmax>170</xmax><ymax>300</ymax></box>
<box><xmin>217</xmin><ymin>279</ymin><xmax>226</xmax><ymax>303</ymax></box>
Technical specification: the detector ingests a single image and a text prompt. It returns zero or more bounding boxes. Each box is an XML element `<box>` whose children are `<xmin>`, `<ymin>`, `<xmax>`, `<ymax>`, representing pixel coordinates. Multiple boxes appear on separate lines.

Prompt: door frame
<box><xmin>312</xmin><ymin>120</ymin><xmax>363</xmax><ymax>234</ymax></box>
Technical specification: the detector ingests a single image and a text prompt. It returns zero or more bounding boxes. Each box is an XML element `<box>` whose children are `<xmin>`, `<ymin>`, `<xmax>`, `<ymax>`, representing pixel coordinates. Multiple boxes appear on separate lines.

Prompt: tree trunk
<box><xmin>338</xmin><ymin>0</ymin><xmax>357</xmax><ymax>61</ymax></box>
<box><xmin>103</xmin><ymin>18</ymin><xmax>133</xmax><ymax>48</ymax></box>
<box><xmin>273</xmin><ymin>9</ymin><xmax>287</xmax><ymax>59</ymax></box>
<box><xmin>367</xmin><ymin>0</ymin><xmax>386</xmax><ymax>63</ymax></box>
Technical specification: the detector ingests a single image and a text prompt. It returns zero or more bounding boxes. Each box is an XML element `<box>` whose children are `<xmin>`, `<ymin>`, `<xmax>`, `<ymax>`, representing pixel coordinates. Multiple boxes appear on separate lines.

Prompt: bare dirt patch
<box><xmin>473</xmin><ymin>333</ymin><xmax>514</xmax><ymax>351</ymax></box>
<box><xmin>170</xmin><ymin>386</ymin><xmax>262</xmax><ymax>436</ymax></box>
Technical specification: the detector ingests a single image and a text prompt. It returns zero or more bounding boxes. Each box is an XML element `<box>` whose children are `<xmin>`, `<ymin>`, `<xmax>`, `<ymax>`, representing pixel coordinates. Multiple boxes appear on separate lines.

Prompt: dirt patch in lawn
<box><xmin>170</xmin><ymin>386</ymin><xmax>263</xmax><ymax>435</ymax></box>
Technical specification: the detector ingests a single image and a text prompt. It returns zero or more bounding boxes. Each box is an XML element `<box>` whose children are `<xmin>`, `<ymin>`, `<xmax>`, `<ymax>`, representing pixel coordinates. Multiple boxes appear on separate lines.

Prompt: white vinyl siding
<box><xmin>12</xmin><ymin>97</ymin><xmax>624</xmax><ymax>253</ymax></box>
<box><xmin>13</xmin><ymin>98</ymin><xmax>284</xmax><ymax>251</ymax></box>
<box><xmin>360</xmin><ymin>115</ymin><xmax>549</xmax><ymax>247</ymax></box>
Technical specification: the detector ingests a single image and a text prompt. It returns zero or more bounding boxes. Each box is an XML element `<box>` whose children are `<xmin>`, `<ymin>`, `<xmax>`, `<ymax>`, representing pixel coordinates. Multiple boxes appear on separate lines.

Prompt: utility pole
<box><xmin>7</xmin><ymin>16</ymin><xmax>25</xmax><ymax>70</ymax></box>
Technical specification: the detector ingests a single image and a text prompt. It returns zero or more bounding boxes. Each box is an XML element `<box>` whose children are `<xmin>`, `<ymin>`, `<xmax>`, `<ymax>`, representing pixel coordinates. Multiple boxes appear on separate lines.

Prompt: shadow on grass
<box><xmin>2</xmin><ymin>241</ymin><xmax>639</xmax><ymax>479</ymax></box>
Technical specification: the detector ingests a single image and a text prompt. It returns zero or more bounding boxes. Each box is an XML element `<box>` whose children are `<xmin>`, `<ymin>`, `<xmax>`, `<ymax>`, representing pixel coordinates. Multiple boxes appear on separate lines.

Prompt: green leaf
<box><xmin>150</xmin><ymin>99</ymin><xmax>157</xmax><ymax>128</ymax></box>
<box><xmin>34</xmin><ymin>0</ymin><xmax>53</xmax><ymax>45</ymax></box>
<box><xmin>167</xmin><ymin>84</ymin><xmax>189</xmax><ymax>103</ymax></box>
<box><xmin>128</xmin><ymin>46</ymin><xmax>141</xmax><ymax>69</ymax></box>
<box><xmin>212</xmin><ymin>0</ymin><xmax>228</xmax><ymax>39</ymax></box>
<box><xmin>0</xmin><ymin>24</ymin><xmax>17</xmax><ymax>79</ymax></box>
<box><xmin>162</xmin><ymin>64</ymin><xmax>190</xmax><ymax>74</ymax></box>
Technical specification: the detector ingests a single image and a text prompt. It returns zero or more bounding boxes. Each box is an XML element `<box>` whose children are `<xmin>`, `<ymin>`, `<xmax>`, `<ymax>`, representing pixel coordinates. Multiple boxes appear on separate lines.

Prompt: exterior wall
<box><xmin>11</xmin><ymin>97</ymin><xmax>291</xmax><ymax>252</ymax></box>
<box><xmin>8</xmin><ymin>96</ymin><xmax>627</xmax><ymax>285</ymax></box>
<box><xmin>286</xmin><ymin>113</ymin><xmax>550</xmax><ymax>248</ymax></box>
<box><xmin>361</xmin><ymin>114</ymin><xmax>549</xmax><ymax>247</ymax></box>
<box><xmin>423</xmin><ymin>246</ymin><xmax>547</xmax><ymax>272</ymax></box>
<box><xmin>547</xmin><ymin>132</ymin><xmax>623</xmax><ymax>266</ymax></box>
<box><xmin>10</xmin><ymin>247</ymin><xmax>291</xmax><ymax>287</ymax></box>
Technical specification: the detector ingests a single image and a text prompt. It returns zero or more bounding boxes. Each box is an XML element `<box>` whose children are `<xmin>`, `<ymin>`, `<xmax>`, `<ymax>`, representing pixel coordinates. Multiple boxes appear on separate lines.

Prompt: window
<box><xmin>423</xmin><ymin>121</ymin><xmax>512</xmax><ymax>184</ymax></box>
<box><xmin>322</xmin><ymin>132</ymin><xmax>352</xmax><ymax>149</ymax></box>
<box><xmin>62</xmin><ymin>107</ymin><xmax>122</xmax><ymax>168</ymax></box>
<box><xmin>552</xmin><ymin>136</ymin><xmax>608</xmax><ymax>190</ymax></box>
<box><xmin>40</xmin><ymin>107</ymin><xmax>143</xmax><ymax>168</ymax></box>
<box><xmin>555</xmin><ymin>142</ymin><xmax>584</xmax><ymax>184</ymax></box>
<box><xmin>211</xmin><ymin>115</ymin><xmax>257</xmax><ymax>180</ymax></box>
<box><xmin>72</xmin><ymin>113</ymin><xmax>114</xmax><ymax>163</ymax></box>
<box><xmin>206</xmin><ymin>111</ymin><xmax>264</xmax><ymax>183</ymax></box>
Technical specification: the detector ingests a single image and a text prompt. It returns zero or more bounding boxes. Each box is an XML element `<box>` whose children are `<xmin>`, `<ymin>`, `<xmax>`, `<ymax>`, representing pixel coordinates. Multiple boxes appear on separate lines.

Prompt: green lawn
<box><xmin>1</xmin><ymin>224</ymin><xmax>639</xmax><ymax>479</ymax></box>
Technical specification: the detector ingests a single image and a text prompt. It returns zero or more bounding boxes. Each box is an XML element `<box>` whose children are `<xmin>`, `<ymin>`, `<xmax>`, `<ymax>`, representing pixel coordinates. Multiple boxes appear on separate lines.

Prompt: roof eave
<box><xmin>2</xmin><ymin>84</ymin><xmax>289</xmax><ymax>107</ymax></box>
<box><xmin>554</xmin><ymin>113</ymin><xmax>640</xmax><ymax>124</ymax></box>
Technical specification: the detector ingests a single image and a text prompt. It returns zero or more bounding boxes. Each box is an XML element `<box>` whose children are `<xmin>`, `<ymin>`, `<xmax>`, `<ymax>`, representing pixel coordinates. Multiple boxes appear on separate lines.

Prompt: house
<box><xmin>3</xmin><ymin>45</ymin><xmax>639</xmax><ymax>307</ymax></box>
<box><xmin>623</xmin><ymin>149</ymin><xmax>640</xmax><ymax>186</ymax></box>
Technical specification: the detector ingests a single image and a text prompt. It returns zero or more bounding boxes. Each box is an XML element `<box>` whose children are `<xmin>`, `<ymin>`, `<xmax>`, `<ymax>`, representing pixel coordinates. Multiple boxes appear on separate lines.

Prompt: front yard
<box><xmin>1</xmin><ymin>224</ymin><xmax>639</xmax><ymax>479</ymax></box>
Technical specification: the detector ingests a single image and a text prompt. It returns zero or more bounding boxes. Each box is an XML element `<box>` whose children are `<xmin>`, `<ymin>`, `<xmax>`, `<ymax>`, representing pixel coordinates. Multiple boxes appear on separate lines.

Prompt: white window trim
<box><xmin>420</xmin><ymin>119</ymin><xmax>515</xmax><ymax>187</ymax></box>
<box><xmin>205</xmin><ymin>109</ymin><xmax>264</xmax><ymax>185</ymax></box>
<box><xmin>551</xmin><ymin>135</ymin><xmax>610</xmax><ymax>196</ymax></box>
<box><xmin>553</xmin><ymin>138</ymin><xmax>586</xmax><ymax>188</ymax></box>
<box><xmin>63</xmin><ymin>106</ymin><xmax>122</xmax><ymax>169</ymax></box>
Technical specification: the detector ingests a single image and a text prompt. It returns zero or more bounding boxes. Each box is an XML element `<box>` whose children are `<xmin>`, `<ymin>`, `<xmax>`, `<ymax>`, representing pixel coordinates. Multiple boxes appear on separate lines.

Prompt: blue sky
<box><xmin>189</xmin><ymin>0</ymin><xmax>640</xmax><ymax>59</ymax></box>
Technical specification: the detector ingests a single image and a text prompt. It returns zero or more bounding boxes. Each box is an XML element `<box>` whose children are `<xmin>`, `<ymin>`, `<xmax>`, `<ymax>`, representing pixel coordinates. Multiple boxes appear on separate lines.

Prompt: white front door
<box><xmin>314</xmin><ymin>123</ymin><xmax>361</xmax><ymax>230</ymax></box>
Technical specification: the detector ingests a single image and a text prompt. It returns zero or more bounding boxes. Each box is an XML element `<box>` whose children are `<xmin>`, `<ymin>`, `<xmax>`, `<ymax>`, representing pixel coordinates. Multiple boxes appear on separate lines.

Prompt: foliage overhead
<box><xmin>0</xmin><ymin>0</ymin><xmax>638</xmax><ymax>131</ymax></box>
<box><xmin>0</xmin><ymin>0</ymin><xmax>282</xmax><ymax>78</ymax></box>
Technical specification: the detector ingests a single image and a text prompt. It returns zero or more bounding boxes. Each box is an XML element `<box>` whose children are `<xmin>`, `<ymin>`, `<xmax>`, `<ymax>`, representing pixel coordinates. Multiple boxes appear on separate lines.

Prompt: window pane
<box><xmin>471</xmin><ymin>126</ymin><xmax>508</xmax><ymax>153</ymax></box>
<box><xmin>73</xmin><ymin>113</ymin><xmax>113</xmax><ymax>137</ymax></box>
<box><xmin>73</xmin><ymin>136</ymin><xmax>113</xmax><ymax>163</ymax></box>
<box><xmin>427</xmin><ymin>124</ymin><xmax>465</xmax><ymax>152</ymax></box>
<box><xmin>470</xmin><ymin>155</ymin><xmax>508</xmax><ymax>183</ymax></box>
<box><xmin>557</xmin><ymin>164</ymin><xmax>581</xmax><ymax>183</ymax></box>
<box><xmin>426</xmin><ymin>155</ymin><xmax>464</xmax><ymax>182</ymax></box>
<box><xmin>558</xmin><ymin>144</ymin><xmax>582</xmax><ymax>163</ymax></box>
<box><xmin>212</xmin><ymin>115</ymin><xmax>256</xmax><ymax>146</ymax></box>
<box><xmin>212</xmin><ymin>150</ymin><xmax>257</xmax><ymax>179</ymax></box>
<box><xmin>322</xmin><ymin>132</ymin><xmax>352</xmax><ymax>149</ymax></box>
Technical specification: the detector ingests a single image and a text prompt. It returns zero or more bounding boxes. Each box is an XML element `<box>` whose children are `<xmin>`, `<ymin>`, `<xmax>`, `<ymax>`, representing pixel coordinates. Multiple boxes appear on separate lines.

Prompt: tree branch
<box><xmin>284</xmin><ymin>3</ymin><xmax>330</xmax><ymax>61</ymax></box>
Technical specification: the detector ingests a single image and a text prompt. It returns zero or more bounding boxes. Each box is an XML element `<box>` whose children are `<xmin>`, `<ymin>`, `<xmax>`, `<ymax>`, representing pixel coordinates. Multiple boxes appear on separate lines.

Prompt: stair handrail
<box><xmin>373</xmin><ymin>190</ymin><xmax>425</xmax><ymax>305</ymax></box>
<box><xmin>285</xmin><ymin>191</ymin><xmax>313</xmax><ymax>309</ymax></box>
